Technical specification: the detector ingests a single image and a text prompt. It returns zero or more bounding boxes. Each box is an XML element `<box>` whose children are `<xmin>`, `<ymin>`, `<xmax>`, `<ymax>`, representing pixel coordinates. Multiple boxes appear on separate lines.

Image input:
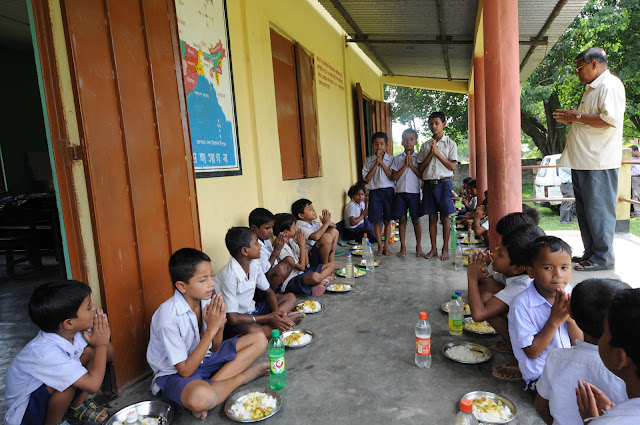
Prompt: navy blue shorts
<box><xmin>368</xmin><ymin>187</ymin><xmax>394</xmax><ymax>222</ymax></box>
<box><xmin>227</xmin><ymin>302</ymin><xmax>272</xmax><ymax>335</ymax></box>
<box><xmin>392</xmin><ymin>192</ymin><xmax>422</xmax><ymax>219</ymax></box>
<box><xmin>21</xmin><ymin>384</ymin><xmax>82</xmax><ymax>425</ymax></box>
<box><xmin>421</xmin><ymin>180</ymin><xmax>455</xmax><ymax>216</ymax></box>
<box><xmin>307</xmin><ymin>245</ymin><xmax>333</xmax><ymax>270</ymax></box>
<box><xmin>156</xmin><ymin>336</ymin><xmax>239</xmax><ymax>408</ymax></box>
<box><xmin>282</xmin><ymin>264</ymin><xmax>323</xmax><ymax>295</ymax></box>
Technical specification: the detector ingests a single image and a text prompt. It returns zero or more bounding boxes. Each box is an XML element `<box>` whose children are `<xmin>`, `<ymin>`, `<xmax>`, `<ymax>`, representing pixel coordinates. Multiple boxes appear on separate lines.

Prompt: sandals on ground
<box><xmin>574</xmin><ymin>260</ymin><xmax>615</xmax><ymax>271</ymax></box>
<box><xmin>69</xmin><ymin>399</ymin><xmax>108</xmax><ymax>422</ymax></box>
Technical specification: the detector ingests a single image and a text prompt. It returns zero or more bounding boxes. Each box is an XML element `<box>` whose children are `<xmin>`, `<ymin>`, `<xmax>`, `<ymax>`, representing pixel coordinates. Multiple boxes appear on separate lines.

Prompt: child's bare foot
<box><xmin>397</xmin><ymin>247</ymin><xmax>406</xmax><ymax>257</ymax></box>
<box><xmin>242</xmin><ymin>361</ymin><xmax>270</xmax><ymax>384</ymax></box>
<box><xmin>382</xmin><ymin>248</ymin><xmax>391</xmax><ymax>256</ymax></box>
<box><xmin>192</xmin><ymin>410</ymin><xmax>208</xmax><ymax>419</ymax></box>
<box><xmin>416</xmin><ymin>249</ymin><xmax>424</xmax><ymax>257</ymax></box>
<box><xmin>440</xmin><ymin>250</ymin><xmax>450</xmax><ymax>261</ymax></box>
<box><xmin>374</xmin><ymin>249</ymin><xmax>383</xmax><ymax>256</ymax></box>
<box><xmin>287</xmin><ymin>311</ymin><xmax>306</xmax><ymax>325</ymax></box>
<box><xmin>423</xmin><ymin>248</ymin><xmax>438</xmax><ymax>259</ymax></box>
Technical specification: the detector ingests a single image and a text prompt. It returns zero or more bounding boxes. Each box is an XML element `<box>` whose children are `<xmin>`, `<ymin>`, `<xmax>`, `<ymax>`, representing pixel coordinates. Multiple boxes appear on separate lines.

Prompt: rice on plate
<box><xmin>445</xmin><ymin>345</ymin><xmax>488</xmax><ymax>363</ymax></box>
<box><xmin>230</xmin><ymin>392</ymin><xmax>278</xmax><ymax>420</ymax></box>
<box><xmin>471</xmin><ymin>396</ymin><xmax>513</xmax><ymax>422</ymax></box>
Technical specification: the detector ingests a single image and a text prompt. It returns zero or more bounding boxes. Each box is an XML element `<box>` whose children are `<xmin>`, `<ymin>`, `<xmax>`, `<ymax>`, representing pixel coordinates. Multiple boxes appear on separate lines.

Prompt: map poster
<box><xmin>175</xmin><ymin>0</ymin><xmax>241</xmax><ymax>177</ymax></box>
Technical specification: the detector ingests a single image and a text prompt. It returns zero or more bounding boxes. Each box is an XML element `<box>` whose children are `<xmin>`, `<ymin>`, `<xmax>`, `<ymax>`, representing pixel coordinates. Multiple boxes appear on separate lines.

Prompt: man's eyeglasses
<box><xmin>575</xmin><ymin>64</ymin><xmax>586</xmax><ymax>72</ymax></box>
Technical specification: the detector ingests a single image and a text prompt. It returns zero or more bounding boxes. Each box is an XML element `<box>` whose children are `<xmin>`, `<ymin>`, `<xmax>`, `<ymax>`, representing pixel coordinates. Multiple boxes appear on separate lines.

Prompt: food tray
<box><xmin>440</xmin><ymin>302</ymin><xmax>471</xmax><ymax>316</ymax></box>
<box><xmin>358</xmin><ymin>259</ymin><xmax>381</xmax><ymax>267</ymax></box>
<box><xmin>104</xmin><ymin>401</ymin><xmax>173</xmax><ymax>425</ymax></box>
<box><xmin>442</xmin><ymin>342</ymin><xmax>492</xmax><ymax>364</ymax></box>
<box><xmin>335</xmin><ymin>267</ymin><xmax>368</xmax><ymax>278</ymax></box>
<box><xmin>463</xmin><ymin>317</ymin><xmax>498</xmax><ymax>335</ymax></box>
<box><xmin>325</xmin><ymin>283</ymin><xmax>353</xmax><ymax>292</ymax></box>
<box><xmin>224</xmin><ymin>387</ymin><xmax>282</xmax><ymax>422</ymax></box>
<box><xmin>295</xmin><ymin>301</ymin><xmax>322</xmax><ymax>314</ymax></box>
<box><xmin>282</xmin><ymin>329</ymin><xmax>315</xmax><ymax>348</ymax></box>
<box><xmin>460</xmin><ymin>391</ymin><xmax>516</xmax><ymax>424</ymax></box>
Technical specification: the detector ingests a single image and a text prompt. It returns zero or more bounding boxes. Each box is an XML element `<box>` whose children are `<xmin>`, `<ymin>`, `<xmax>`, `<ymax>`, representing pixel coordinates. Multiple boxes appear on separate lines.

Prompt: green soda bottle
<box><xmin>450</xmin><ymin>215</ymin><xmax>458</xmax><ymax>251</ymax></box>
<box><xmin>269</xmin><ymin>329</ymin><xmax>286</xmax><ymax>390</ymax></box>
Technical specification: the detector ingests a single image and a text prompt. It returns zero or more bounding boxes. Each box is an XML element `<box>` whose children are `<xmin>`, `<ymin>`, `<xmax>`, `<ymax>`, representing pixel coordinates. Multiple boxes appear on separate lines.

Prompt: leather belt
<box><xmin>424</xmin><ymin>177</ymin><xmax>452</xmax><ymax>184</ymax></box>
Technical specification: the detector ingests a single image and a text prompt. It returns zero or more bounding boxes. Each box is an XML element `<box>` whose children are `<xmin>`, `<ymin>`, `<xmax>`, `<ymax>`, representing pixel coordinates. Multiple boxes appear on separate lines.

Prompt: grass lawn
<box><xmin>522</xmin><ymin>183</ymin><xmax>640</xmax><ymax>237</ymax></box>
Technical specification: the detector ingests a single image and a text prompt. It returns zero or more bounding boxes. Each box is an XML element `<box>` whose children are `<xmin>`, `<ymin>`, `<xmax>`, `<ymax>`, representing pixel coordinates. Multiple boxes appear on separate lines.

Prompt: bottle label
<box><xmin>449</xmin><ymin>317</ymin><xmax>463</xmax><ymax>332</ymax></box>
<box><xmin>270</xmin><ymin>356</ymin><xmax>285</xmax><ymax>375</ymax></box>
<box><xmin>416</xmin><ymin>337</ymin><xmax>431</xmax><ymax>356</ymax></box>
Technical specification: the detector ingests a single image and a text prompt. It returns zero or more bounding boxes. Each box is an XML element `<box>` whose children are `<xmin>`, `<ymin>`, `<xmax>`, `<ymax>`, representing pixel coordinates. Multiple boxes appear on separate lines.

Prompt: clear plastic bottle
<box><xmin>344</xmin><ymin>253</ymin><xmax>354</xmax><ymax>284</ymax></box>
<box><xmin>125</xmin><ymin>410</ymin><xmax>142</xmax><ymax>425</ymax></box>
<box><xmin>448</xmin><ymin>294</ymin><xmax>463</xmax><ymax>336</ymax></box>
<box><xmin>455</xmin><ymin>242</ymin><xmax>464</xmax><ymax>270</ymax></box>
<box><xmin>454</xmin><ymin>399</ymin><xmax>478</xmax><ymax>425</ymax></box>
<box><xmin>364</xmin><ymin>242</ymin><xmax>375</xmax><ymax>271</ymax></box>
<box><xmin>468</xmin><ymin>225</ymin><xmax>476</xmax><ymax>244</ymax></box>
<box><xmin>361</xmin><ymin>232</ymin><xmax>369</xmax><ymax>248</ymax></box>
<box><xmin>455</xmin><ymin>291</ymin><xmax>464</xmax><ymax>306</ymax></box>
<box><xmin>450</xmin><ymin>216</ymin><xmax>458</xmax><ymax>251</ymax></box>
<box><xmin>269</xmin><ymin>329</ymin><xmax>286</xmax><ymax>390</ymax></box>
<box><xmin>415</xmin><ymin>312</ymin><xmax>432</xmax><ymax>368</ymax></box>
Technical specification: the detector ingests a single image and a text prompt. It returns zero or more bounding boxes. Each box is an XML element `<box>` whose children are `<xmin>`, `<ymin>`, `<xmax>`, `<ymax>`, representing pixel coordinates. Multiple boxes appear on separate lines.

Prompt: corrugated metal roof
<box><xmin>317</xmin><ymin>0</ymin><xmax>589</xmax><ymax>85</ymax></box>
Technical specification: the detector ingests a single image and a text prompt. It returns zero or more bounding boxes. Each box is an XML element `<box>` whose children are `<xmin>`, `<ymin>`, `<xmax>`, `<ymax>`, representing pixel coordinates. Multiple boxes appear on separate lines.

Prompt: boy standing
<box><xmin>390</xmin><ymin>128</ymin><xmax>424</xmax><ymax>257</ymax></box>
<box><xmin>216</xmin><ymin>227</ymin><xmax>304</xmax><ymax>338</ymax></box>
<box><xmin>417</xmin><ymin>112</ymin><xmax>458</xmax><ymax>260</ymax></box>
<box><xmin>536</xmin><ymin>278</ymin><xmax>629</xmax><ymax>425</ymax></box>
<box><xmin>291</xmin><ymin>199</ymin><xmax>339</xmax><ymax>267</ymax></box>
<box><xmin>5</xmin><ymin>280</ymin><xmax>113</xmax><ymax>425</ymax></box>
<box><xmin>362</xmin><ymin>132</ymin><xmax>395</xmax><ymax>256</ymax></box>
<box><xmin>508</xmin><ymin>236</ymin><xmax>583</xmax><ymax>400</ymax></box>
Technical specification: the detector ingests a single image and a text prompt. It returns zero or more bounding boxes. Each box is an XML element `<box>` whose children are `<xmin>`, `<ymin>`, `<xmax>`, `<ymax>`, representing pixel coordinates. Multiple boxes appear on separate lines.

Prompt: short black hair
<box><xmin>291</xmin><ymin>198</ymin><xmax>312</xmax><ymax>220</ymax></box>
<box><xmin>571</xmin><ymin>278</ymin><xmax>630</xmax><ymax>340</ymax></box>
<box><xmin>496</xmin><ymin>212</ymin><xmax>535</xmax><ymax>237</ymax></box>
<box><xmin>371</xmin><ymin>131</ymin><xmax>388</xmax><ymax>144</ymax></box>
<box><xmin>468</xmin><ymin>179</ymin><xmax>477</xmax><ymax>189</ymax></box>
<box><xmin>348</xmin><ymin>184</ymin><xmax>364</xmax><ymax>199</ymax></box>
<box><xmin>607</xmin><ymin>289</ymin><xmax>640</xmax><ymax>378</ymax></box>
<box><xmin>29</xmin><ymin>280</ymin><xmax>92</xmax><ymax>333</ymax></box>
<box><xmin>355</xmin><ymin>180</ymin><xmax>368</xmax><ymax>192</ymax></box>
<box><xmin>249</xmin><ymin>208</ymin><xmax>275</xmax><ymax>228</ymax></box>
<box><xmin>501</xmin><ymin>224</ymin><xmax>546</xmax><ymax>267</ymax></box>
<box><xmin>225</xmin><ymin>226</ymin><xmax>254</xmax><ymax>258</ymax></box>
<box><xmin>169</xmin><ymin>248</ymin><xmax>211</xmax><ymax>287</ymax></box>
<box><xmin>402</xmin><ymin>128</ymin><xmax>418</xmax><ymax>140</ymax></box>
<box><xmin>526</xmin><ymin>235</ymin><xmax>572</xmax><ymax>267</ymax></box>
<box><xmin>428</xmin><ymin>111</ymin><xmax>446</xmax><ymax>123</ymax></box>
<box><xmin>463</xmin><ymin>177</ymin><xmax>472</xmax><ymax>184</ymax></box>
<box><xmin>576</xmin><ymin>47</ymin><xmax>608</xmax><ymax>65</ymax></box>
<box><xmin>631</xmin><ymin>145</ymin><xmax>639</xmax><ymax>152</ymax></box>
<box><xmin>274</xmin><ymin>213</ymin><xmax>296</xmax><ymax>236</ymax></box>
<box><xmin>522</xmin><ymin>204</ymin><xmax>541</xmax><ymax>225</ymax></box>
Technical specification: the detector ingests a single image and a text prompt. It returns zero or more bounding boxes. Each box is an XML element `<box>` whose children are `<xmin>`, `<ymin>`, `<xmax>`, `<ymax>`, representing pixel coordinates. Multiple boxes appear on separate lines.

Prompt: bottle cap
<box><xmin>347</xmin><ymin>253</ymin><xmax>352</xmax><ymax>257</ymax></box>
<box><xmin>126</xmin><ymin>410</ymin><xmax>139</xmax><ymax>424</ymax></box>
<box><xmin>451</xmin><ymin>294</ymin><xmax>458</xmax><ymax>300</ymax></box>
<box><xmin>368</xmin><ymin>242</ymin><xmax>372</xmax><ymax>246</ymax></box>
<box><xmin>271</xmin><ymin>329</ymin><xmax>280</xmax><ymax>338</ymax></box>
<box><xmin>363</xmin><ymin>233</ymin><xmax>367</xmax><ymax>237</ymax></box>
<box><xmin>455</xmin><ymin>291</ymin><xmax>462</xmax><ymax>296</ymax></box>
<box><xmin>457</xmin><ymin>242</ymin><xmax>461</xmax><ymax>246</ymax></box>
<box><xmin>419</xmin><ymin>312</ymin><xmax>427</xmax><ymax>320</ymax></box>
<box><xmin>460</xmin><ymin>399</ymin><xmax>473</xmax><ymax>413</ymax></box>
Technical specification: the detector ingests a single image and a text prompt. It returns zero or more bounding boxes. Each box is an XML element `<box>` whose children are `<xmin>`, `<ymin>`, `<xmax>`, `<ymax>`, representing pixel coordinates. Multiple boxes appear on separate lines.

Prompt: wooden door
<box><xmin>374</xmin><ymin>100</ymin><xmax>393</xmax><ymax>155</ymax></box>
<box><xmin>38</xmin><ymin>0</ymin><xmax>201</xmax><ymax>389</ymax></box>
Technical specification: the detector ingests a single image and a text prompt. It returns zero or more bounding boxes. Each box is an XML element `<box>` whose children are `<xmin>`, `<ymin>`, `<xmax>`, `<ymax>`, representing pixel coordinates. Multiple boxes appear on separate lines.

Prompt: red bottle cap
<box><xmin>419</xmin><ymin>312</ymin><xmax>427</xmax><ymax>320</ymax></box>
<box><xmin>461</xmin><ymin>399</ymin><xmax>473</xmax><ymax>413</ymax></box>
<box><xmin>364</xmin><ymin>233</ymin><xmax>367</xmax><ymax>237</ymax></box>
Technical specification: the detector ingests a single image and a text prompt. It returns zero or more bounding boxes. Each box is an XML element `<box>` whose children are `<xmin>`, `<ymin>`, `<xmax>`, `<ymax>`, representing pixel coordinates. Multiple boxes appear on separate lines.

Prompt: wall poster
<box><xmin>175</xmin><ymin>0</ymin><xmax>241</xmax><ymax>177</ymax></box>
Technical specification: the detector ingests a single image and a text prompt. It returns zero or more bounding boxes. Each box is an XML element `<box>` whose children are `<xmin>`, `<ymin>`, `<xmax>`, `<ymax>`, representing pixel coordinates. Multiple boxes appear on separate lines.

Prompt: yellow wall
<box><xmin>196</xmin><ymin>0</ymin><xmax>383</xmax><ymax>270</ymax></box>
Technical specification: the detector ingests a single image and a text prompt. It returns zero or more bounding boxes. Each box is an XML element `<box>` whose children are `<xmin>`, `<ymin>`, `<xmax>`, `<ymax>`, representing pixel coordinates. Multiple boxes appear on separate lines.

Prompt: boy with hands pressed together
<box><xmin>292</xmin><ymin>199</ymin><xmax>339</xmax><ymax>267</ymax></box>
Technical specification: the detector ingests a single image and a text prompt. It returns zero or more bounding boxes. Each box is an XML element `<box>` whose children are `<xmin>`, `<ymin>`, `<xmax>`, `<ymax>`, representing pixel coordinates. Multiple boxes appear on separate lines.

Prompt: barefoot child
<box><xmin>147</xmin><ymin>248</ymin><xmax>268</xmax><ymax>419</ymax></box>
<box><xmin>216</xmin><ymin>227</ymin><xmax>304</xmax><ymax>338</ymax></box>
<box><xmin>273</xmin><ymin>213</ymin><xmax>335</xmax><ymax>296</ymax></box>
<box><xmin>390</xmin><ymin>128</ymin><xmax>424</xmax><ymax>257</ymax></box>
<box><xmin>417</xmin><ymin>112</ymin><xmax>458</xmax><ymax>260</ymax></box>
<box><xmin>5</xmin><ymin>280</ymin><xmax>114</xmax><ymax>425</ymax></box>
<box><xmin>292</xmin><ymin>198</ymin><xmax>339</xmax><ymax>267</ymax></box>
<box><xmin>362</xmin><ymin>132</ymin><xmax>395</xmax><ymax>256</ymax></box>
<box><xmin>508</xmin><ymin>236</ymin><xmax>583</xmax><ymax>400</ymax></box>
<box><xmin>249</xmin><ymin>208</ymin><xmax>294</xmax><ymax>289</ymax></box>
<box><xmin>342</xmin><ymin>185</ymin><xmax>375</xmax><ymax>243</ymax></box>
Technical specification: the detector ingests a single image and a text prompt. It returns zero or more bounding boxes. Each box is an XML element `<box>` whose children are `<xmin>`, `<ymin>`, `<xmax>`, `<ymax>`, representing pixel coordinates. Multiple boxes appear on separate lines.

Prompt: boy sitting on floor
<box><xmin>147</xmin><ymin>248</ymin><xmax>268</xmax><ymax>420</ymax></box>
<box><xmin>216</xmin><ymin>227</ymin><xmax>304</xmax><ymax>338</ymax></box>
<box><xmin>273</xmin><ymin>213</ymin><xmax>335</xmax><ymax>296</ymax></box>
<box><xmin>508</xmin><ymin>236</ymin><xmax>583</xmax><ymax>400</ymax></box>
<box><xmin>292</xmin><ymin>198</ymin><xmax>339</xmax><ymax>267</ymax></box>
<box><xmin>342</xmin><ymin>184</ymin><xmax>375</xmax><ymax>243</ymax></box>
<box><xmin>5</xmin><ymin>280</ymin><xmax>114</xmax><ymax>425</ymax></box>
<box><xmin>248</xmin><ymin>207</ymin><xmax>294</xmax><ymax>289</ymax></box>
<box><xmin>536</xmin><ymin>278</ymin><xmax>629</xmax><ymax>425</ymax></box>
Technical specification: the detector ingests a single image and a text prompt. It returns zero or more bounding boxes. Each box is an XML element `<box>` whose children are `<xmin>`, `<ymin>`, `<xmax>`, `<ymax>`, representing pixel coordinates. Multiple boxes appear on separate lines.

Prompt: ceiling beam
<box><xmin>346</xmin><ymin>38</ymin><xmax>547</xmax><ymax>46</ymax></box>
<box><xmin>381</xmin><ymin>76</ymin><xmax>468</xmax><ymax>94</ymax></box>
<box><xmin>328</xmin><ymin>0</ymin><xmax>394</xmax><ymax>76</ymax></box>
<box><xmin>520</xmin><ymin>0</ymin><xmax>568</xmax><ymax>71</ymax></box>
<box><xmin>436</xmin><ymin>0</ymin><xmax>452</xmax><ymax>81</ymax></box>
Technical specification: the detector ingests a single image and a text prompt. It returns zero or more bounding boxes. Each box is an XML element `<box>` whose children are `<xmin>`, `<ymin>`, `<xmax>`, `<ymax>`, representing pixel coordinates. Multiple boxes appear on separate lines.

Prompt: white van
<box><xmin>534</xmin><ymin>153</ymin><xmax>563</xmax><ymax>210</ymax></box>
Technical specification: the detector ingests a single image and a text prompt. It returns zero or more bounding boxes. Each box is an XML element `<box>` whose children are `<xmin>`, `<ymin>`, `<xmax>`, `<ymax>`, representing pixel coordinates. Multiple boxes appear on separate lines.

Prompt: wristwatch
<box><xmin>575</xmin><ymin>114</ymin><xmax>582</xmax><ymax>122</ymax></box>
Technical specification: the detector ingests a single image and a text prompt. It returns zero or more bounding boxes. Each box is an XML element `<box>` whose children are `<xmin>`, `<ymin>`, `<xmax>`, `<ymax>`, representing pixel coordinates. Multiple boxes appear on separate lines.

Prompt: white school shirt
<box><xmin>5</xmin><ymin>331</ymin><xmax>88</xmax><ymax>425</ymax></box>
<box><xmin>343</xmin><ymin>200</ymin><xmax>365</xmax><ymax>229</ymax></box>
<box><xmin>508</xmin><ymin>282</ymin><xmax>573</xmax><ymax>383</ymax></box>
<box><xmin>559</xmin><ymin>70</ymin><xmax>626</xmax><ymax>170</ymax></box>
<box><xmin>537</xmin><ymin>341</ymin><xmax>627</xmax><ymax>425</ymax></box>
<box><xmin>493</xmin><ymin>273</ymin><xmax>532</xmax><ymax>306</ymax></box>
<box><xmin>146</xmin><ymin>290</ymin><xmax>213</xmax><ymax>395</ymax></box>
<box><xmin>278</xmin><ymin>240</ymin><xmax>305</xmax><ymax>291</ymax></box>
<box><xmin>215</xmin><ymin>257</ymin><xmax>270</xmax><ymax>314</ymax></box>
<box><xmin>417</xmin><ymin>135</ymin><xmax>458</xmax><ymax>180</ymax></box>
<box><xmin>390</xmin><ymin>151</ymin><xmax>421</xmax><ymax>193</ymax></box>
<box><xmin>257</xmin><ymin>238</ymin><xmax>275</xmax><ymax>273</ymax></box>
<box><xmin>585</xmin><ymin>398</ymin><xmax>640</xmax><ymax>424</ymax></box>
<box><xmin>296</xmin><ymin>219</ymin><xmax>323</xmax><ymax>249</ymax></box>
<box><xmin>362</xmin><ymin>153</ymin><xmax>395</xmax><ymax>190</ymax></box>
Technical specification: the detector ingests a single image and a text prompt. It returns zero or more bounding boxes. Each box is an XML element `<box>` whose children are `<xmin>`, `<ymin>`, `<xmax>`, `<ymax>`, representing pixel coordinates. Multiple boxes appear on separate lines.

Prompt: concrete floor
<box><xmin>1</xmin><ymin>227</ymin><xmax>638</xmax><ymax>424</ymax></box>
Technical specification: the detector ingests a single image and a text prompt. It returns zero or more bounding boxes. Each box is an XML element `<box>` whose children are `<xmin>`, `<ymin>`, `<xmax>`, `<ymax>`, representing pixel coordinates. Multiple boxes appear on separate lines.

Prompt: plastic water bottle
<box><xmin>448</xmin><ymin>294</ymin><xmax>463</xmax><ymax>336</ymax></box>
<box><xmin>450</xmin><ymin>216</ymin><xmax>458</xmax><ymax>251</ymax></box>
<box><xmin>344</xmin><ymin>253</ymin><xmax>354</xmax><ymax>284</ymax></box>
<box><xmin>361</xmin><ymin>232</ymin><xmax>369</xmax><ymax>248</ymax></box>
<box><xmin>269</xmin><ymin>329</ymin><xmax>286</xmax><ymax>390</ymax></box>
<box><xmin>454</xmin><ymin>399</ymin><xmax>478</xmax><ymax>425</ymax></box>
<box><xmin>455</xmin><ymin>291</ymin><xmax>464</xmax><ymax>307</ymax></box>
<box><xmin>468</xmin><ymin>225</ymin><xmax>476</xmax><ymax>244</ymax></box>
<box><xmin>415</xmin><ymin>312</ymin><xmax>432</xmax><ymax>368</ymax></box>
<box><xmin>364</xmin><ymin>242</ymin><xmax>375</xmax><ymax>271</ymax></box>
<box><xmin>125</xmin><ymin>410</ymin><xmax>142</xmax><ymax>425</ymax></box>
<box><xmin>455</xmin><ymin>242</ymin><xmax>464</xmax><ymax>270</ymax></box>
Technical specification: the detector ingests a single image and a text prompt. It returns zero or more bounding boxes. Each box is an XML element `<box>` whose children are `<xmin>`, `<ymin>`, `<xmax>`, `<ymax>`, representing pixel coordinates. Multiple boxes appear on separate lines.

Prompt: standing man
<box><xmin>558</xmin><ymin>167</ymin><xmax>576</xmax><ymax>224</ymax></box>
<box><xmin>631</xmin><ymin>145</ymin><xmax>640</xmax><ymax>217</ymax></box>
<box><xmin>553</xmin><ymin>47</ymin><xmax>626</xmax><ymax>271</ymax></box>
